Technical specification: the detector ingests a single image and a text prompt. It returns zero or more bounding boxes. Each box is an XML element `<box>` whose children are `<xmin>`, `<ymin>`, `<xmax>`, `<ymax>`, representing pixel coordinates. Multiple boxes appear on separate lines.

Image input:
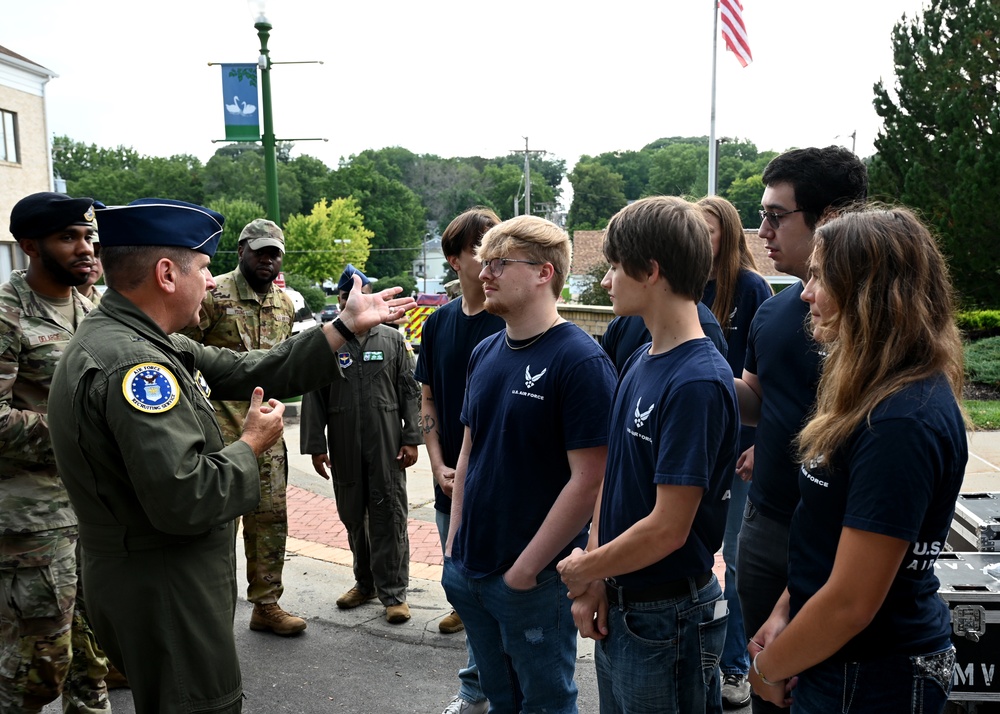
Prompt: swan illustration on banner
<box><xmin>241</xmin><ymin>101</ymin><xmax>257</xmax><ymax>116</ymax></box>
<box><xmin>225</xmin><ymin>96</ymin><xmax>241</xmax><ymax>115</ymax></box>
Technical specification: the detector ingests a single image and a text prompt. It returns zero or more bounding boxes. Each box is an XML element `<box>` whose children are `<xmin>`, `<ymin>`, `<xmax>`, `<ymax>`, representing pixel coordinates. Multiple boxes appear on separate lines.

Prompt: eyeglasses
<box><xmin>481</xmin><ymin>258</ymin><xmax>542</xmax><ymax>277</ymax></box>
<box><xmin>758</xmin><ymin>208</ymin><xmax>805</xmax><ymax>230</ymax></box>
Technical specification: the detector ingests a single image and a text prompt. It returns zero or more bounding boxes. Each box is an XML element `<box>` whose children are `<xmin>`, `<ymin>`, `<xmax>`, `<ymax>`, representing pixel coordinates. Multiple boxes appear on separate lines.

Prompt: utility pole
<box><xmin>510</xmin><ymin>137</ymin><xmax>546</xmax><ymax>217</ymax></box>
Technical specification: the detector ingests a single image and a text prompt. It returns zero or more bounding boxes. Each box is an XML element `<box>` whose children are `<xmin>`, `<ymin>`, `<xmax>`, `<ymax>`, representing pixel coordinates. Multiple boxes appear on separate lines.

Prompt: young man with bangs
<box><xmin>557</xmin><ymin>196</ymin><xmax>739</xmax><ymax>713</ymax></box>
<box><xmin>442</xmin><ymin>215</ymin><xmax>617</xmax><ymax>714</ymax></box>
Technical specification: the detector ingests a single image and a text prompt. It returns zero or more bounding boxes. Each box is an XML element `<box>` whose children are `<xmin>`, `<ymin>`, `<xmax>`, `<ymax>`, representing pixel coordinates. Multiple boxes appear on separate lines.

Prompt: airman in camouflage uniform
<box><xmin>0</xmin><ymin>193</ymin><xmax>109</xmax><ymax>713</ymax></box>
<box><xmin>183</xmin><ymin>219</ymin><xmax>306</xmax><ymax>636</ymax></box>
<box><xmin>78</xmin><ymin>245</ymin><xmax>102</xmax><ymax>307</ymax></box>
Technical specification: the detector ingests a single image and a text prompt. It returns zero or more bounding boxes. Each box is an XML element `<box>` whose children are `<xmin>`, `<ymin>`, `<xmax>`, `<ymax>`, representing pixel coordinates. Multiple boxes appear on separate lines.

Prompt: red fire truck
<box><xmin>403</xmin><ymin>293</ymin><xmax>450</xmax><ymax>350</ymax></box>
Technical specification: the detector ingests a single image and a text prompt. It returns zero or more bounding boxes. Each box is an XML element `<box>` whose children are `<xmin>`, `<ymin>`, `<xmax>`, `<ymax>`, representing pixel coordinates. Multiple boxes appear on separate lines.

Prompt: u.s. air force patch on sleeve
<box><xmin>122</xmin><ymin>363</ymin><xmax>180</xmax><ymax>413</ymax></box>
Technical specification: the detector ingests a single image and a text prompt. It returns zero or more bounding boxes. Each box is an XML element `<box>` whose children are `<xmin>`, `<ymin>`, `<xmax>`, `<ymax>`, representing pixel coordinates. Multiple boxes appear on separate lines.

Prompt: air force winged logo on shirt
<box><xmin>634</xmin><ymin>397</ymin><xmax>655</xmax><ymax>427</ymax></box>
<box><xmin>524</xmin><ymin>365</ymin><xmax>547</xmax><ymax>389</ymax></box>
<box><xmin>123</xmin><ymin>363</ymin><xmax>180</xmax><ymax>413</ymax></box>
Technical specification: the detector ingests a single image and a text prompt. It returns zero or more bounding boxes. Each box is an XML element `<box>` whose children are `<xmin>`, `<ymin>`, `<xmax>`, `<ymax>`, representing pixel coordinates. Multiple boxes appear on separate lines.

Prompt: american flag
<box><xmin>719</xmin><ymin>0</ymin><xmax>752</xmax><ymax>68</ymax></box>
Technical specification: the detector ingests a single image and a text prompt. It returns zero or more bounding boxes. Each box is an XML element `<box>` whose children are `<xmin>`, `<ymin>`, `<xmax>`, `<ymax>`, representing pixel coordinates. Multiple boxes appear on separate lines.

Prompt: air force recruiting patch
<box><xmin>123</xmin><ymin>363</ymin><xmax>180</xmax><ymax>413</ymax></box>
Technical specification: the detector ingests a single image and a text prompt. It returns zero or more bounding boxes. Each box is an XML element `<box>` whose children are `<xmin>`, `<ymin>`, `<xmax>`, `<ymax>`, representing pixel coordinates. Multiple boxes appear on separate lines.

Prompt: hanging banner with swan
<box><xmin>221</xmin><ymin>64</ymin><xmax>260</xmax><ymax>141</ymax></box>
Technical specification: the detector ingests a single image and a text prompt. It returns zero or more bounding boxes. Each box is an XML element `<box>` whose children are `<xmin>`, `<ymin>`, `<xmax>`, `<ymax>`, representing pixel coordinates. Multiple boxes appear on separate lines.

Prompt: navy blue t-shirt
<box><xmin>600</xmin><ymin>338</ymin><xmax>739</xmax><ymax>588</ymax></box>
<box><xmin>703</xmin><ymin>270</ymin><xmax>773</xmax><ymax>453</ymax></box>
<box><xmin>788</xmin><ymin>374</ymin><xmax>967</xmax><ymax>661</ymax></box>
<box><xmin>413</xmin><ymin>299</ymin><xmax>506</xmax><ymax>514</ymax></box>
<box><xmin>744</xmin><ymin>282</ymin><xmax>823</xmax><ymax>522</ymax></box>
<box><xmin>601</xmin><ymin>302</ymin><xmax>727</xmax><ymax>375</ymax></box>
<box><xmin>453</xmin><ymin>322</ymin><xmax>617</xmax><ymax>578</ymax></box>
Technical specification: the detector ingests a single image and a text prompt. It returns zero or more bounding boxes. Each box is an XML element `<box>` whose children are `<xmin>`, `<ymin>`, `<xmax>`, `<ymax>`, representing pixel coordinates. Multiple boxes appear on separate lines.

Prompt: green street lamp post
<box><xmin>250</xmin><ymin>1</ymin><xmax>280</xmax><ymax>223</ymax></box>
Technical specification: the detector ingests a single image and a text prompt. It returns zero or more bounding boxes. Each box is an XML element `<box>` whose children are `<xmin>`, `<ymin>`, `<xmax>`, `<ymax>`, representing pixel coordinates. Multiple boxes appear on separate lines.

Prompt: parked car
<box><xmin>319</xmin><ymin>303</ymin><xmax>340</xmax><ymax>322</ymax></box>
<box><xmin>283</xmin><ymin>287</ymin><xmax>318</xmax><ymax>334</ymax></box>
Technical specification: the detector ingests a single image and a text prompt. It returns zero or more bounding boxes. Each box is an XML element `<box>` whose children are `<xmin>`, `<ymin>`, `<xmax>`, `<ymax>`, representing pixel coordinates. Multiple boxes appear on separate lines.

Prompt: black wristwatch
<box><xmin>331</xmin><ymin>317</ymin><xmax>356</xmax><ymax>341</ymax></box>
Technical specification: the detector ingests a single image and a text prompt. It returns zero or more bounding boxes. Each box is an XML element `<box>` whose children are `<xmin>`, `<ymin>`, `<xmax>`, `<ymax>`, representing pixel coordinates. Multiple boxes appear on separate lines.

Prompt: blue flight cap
<box><xmin>94</xmin><ymin>198</ymin><xmax>225</xmax><ymax>256</ymax></box>
<box><xmin>337</xmin><ymin>264</ymin><xmax>370</xmax><ymax>293</ymax></box>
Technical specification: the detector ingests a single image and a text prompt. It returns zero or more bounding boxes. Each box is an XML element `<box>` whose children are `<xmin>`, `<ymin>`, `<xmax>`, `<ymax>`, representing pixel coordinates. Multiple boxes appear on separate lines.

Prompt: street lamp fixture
<box><xmin>249</xmin><ymin>0</ymin><xmax>280</xmax><ymax>223</ymax></box>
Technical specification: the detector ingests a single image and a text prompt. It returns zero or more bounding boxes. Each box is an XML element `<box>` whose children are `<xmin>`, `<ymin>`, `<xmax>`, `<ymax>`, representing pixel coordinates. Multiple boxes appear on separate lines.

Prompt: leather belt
<box><xmin>605</xmin><ymin>572</ymin><xmax>714</xmax><ymax>607</ymax></box>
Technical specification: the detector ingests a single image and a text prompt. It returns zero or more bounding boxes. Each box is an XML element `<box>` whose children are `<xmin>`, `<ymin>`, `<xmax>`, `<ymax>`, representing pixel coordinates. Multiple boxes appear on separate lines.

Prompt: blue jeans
<box><xmin>721</xmin><ymin>472</ymin><xmax>751</xmax><ymax>676</ymax></box>
<box><xmin>595</xmin><ymin>576</ymin><xmax>726</xmax><ymax>714</ymax></box>
<box><xmin>736</xmin><ymin>499</ymin><xmax>790</xmax><ymax>714</ymax></box>
<box><xmin>791</xmin><ymin>646</ymin><xmax>955</xmax><ymax>714</ymax></box>
<box><xmin>442</xmin><ymin>558</ymin><xmax>578</xmax><ymax>714</ymax></box>
<box><xmin>436</xmin><ymin>510</ymin><xmax>486</xmax><ymax>705</ymax></box>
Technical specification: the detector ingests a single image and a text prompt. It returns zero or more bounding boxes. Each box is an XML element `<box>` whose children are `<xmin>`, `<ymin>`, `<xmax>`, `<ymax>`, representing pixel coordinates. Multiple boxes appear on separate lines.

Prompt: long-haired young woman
<box><xmin>696</xmin><ymin>195</ymin><xmax>773</xmax><ymax>707</ymax></box>
<box><xmin>747</xmin><ymin>205</ymin><xmax>967</xmax><ymax>713</ymax></box>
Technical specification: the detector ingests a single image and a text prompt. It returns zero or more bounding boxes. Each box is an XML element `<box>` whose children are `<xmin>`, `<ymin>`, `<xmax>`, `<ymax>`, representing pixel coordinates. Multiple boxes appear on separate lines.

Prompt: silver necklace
<box><xmin>505</xmin><ymin>317</ymin><xmax>560</xmax><ymax>351</ymax></box>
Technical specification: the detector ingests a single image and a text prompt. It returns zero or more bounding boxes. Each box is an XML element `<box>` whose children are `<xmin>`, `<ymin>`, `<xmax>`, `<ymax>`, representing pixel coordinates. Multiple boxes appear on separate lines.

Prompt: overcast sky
<box><xmin>9</xmin><ymin>0</ymin><xmax>927</xmax><ymax>184</ymax></box>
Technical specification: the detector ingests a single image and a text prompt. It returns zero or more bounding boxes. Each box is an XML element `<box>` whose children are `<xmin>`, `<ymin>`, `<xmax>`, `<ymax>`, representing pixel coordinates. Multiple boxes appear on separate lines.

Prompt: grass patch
<box><xmin>966</xmin><ymin>400</ymin><xmax>1000</xmax><ymax>431</ymax></box>
<box><xmin>966</xmin><ymin>336</ymin><xmax>1000</xmax><ymax>386</ymax></box>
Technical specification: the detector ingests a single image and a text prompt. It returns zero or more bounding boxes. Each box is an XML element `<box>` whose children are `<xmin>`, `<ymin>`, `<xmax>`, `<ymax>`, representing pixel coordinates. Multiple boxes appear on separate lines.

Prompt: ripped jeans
<box><xmin>792</xmin><ymin>645</ymin><xmax>955</xmax><ymax>714</ymax></box>
<box><xmin>442</xmin><ymin>558</ymin><xmax>578</xmax><ymax>714</ymax></box>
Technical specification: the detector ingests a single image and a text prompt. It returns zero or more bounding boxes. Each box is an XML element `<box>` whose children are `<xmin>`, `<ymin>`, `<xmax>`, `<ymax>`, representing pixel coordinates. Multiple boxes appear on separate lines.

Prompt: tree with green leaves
<box><xmin>282</xmin><ymin>198</ymin><xmax>372</xmax><ymax>283</ymax></box>
<box><xmin>566</xmin><ymin>162</ymin><xmax>627</xmax><ymax>232</ymax></box>
<box><xmin>205</xmin><ymin>198</ymin><xmax>268</xmax><ymax>276</ymax></box>
<box><xmin>869</xmin><ymin>0</ymin><xmax>1000</xmax><ymax>306</ymax></box>
<box><xmin>577</xmin><ymin>262</ymin><xmax>612</xmax><ymax>306</ymax></box>
<box><xmin>53</xmin><ymin>136</ymin><xmax>207</xmax><ymax>206</ymax></box>
<box><xmin>583</xmin><ymin>150</ymin><xmax>653</xmax><ymax>201</ymax></box>
<box><xmin>480</xmin><ymin>163</ymin><xmax>556</xmax><ymax>221</ymax></box>
<box><xmin>647</xmin><ymin>142</ymin><xmax>707</xmax><ymax>198</ymax></box>
<box><xmin>202</xmin><ymin>145</ymin><xmax>302</xmax><ymax>225</ymax></box>
<box><xmin>52</xmin><ymin>136</ymin><xmax>140</xmax><ymax>184</ymax></box>
<box><xmin>723</xmin><ymin>175</ymin><xmax>766</xmax><ymax>229</ymax></box>
<box><xmin>327</xmin><ymin>155</ymin><xmax>425</xmax><ymax>278</ymax></box>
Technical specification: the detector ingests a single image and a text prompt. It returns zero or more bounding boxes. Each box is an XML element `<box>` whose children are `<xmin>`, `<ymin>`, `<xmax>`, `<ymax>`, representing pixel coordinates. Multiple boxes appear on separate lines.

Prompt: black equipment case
<box><xmin>949</xmin><ymin>493</ymin><xmax>1000</xmax><ymax>553</ymax></box>
<box><xmin>937</xmin><ymin>552</ymin><xmax>1000</xmax><ymax>703</ymax></box>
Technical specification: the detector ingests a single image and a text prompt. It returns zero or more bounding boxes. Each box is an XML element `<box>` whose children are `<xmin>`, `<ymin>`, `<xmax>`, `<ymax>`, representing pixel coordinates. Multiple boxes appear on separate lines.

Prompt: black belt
<box><xmin>605</xmin><ymin>572</ymin><xmax>714</xmax><ymax>607</ymax></box>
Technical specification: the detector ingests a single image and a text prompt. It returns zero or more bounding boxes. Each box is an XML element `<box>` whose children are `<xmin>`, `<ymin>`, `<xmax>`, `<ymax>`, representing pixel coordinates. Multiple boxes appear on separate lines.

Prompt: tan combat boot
<box><xmin>336</xmin><ymin>586</ymin><xmax>377</xmax><ymax>609</ymax></box>
<box><xmin>250</xmin><ymin>602</ymin><xmax>307</xmax><ymax>636</ymax></box>
<box><xmin>385</xmin><ymin>602</ymin><xmax>411</xmax><ymax>624</ymax></box>
<box><xmin>439</xmin><ymin>609</ymin><xmax>464</xmax><ymax>634</ymax></box>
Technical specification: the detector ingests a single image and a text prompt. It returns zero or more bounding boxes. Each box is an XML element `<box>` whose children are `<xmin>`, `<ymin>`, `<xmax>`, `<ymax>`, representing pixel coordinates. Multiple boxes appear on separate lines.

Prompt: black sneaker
<box><xmin>722</xmin><ymin>672</ymin><xmax>751</xmax><ymax>709</ymax></box>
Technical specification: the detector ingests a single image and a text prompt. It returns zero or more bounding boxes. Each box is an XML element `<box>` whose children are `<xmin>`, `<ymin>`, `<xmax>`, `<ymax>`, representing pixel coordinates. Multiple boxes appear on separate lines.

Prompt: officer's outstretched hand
<box><xmin>339</xmin><ymin>274</ymin><xmax>417</xmax><ymax>334</ymax></box>
<box><xmin>240</xmin><ymin>387</ymin><xmax>285</xmax><ymax>457</ymax></box>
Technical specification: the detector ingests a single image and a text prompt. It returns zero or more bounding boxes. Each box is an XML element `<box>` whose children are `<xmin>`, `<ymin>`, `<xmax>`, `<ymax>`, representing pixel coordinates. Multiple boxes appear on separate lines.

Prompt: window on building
<box><xmin>1</xmin><ymin>109</ymin><xmax>19</xmax><ymax>164</ymax></box>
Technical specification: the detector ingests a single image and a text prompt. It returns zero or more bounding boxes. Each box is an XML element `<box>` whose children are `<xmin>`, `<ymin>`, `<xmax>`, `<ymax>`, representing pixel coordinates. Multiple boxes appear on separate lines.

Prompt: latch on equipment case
<box><xmin>953</xmin><ymin>604</ymin><xmax>988</xmax><ymax>642</ymax></box>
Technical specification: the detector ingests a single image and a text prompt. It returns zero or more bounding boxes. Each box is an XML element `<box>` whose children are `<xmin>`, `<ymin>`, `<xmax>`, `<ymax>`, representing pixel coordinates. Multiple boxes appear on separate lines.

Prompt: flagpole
<box><xmin>708</xmin><ymin>0</ymin><xmax>719</xmax><ymax>196</ymax></box>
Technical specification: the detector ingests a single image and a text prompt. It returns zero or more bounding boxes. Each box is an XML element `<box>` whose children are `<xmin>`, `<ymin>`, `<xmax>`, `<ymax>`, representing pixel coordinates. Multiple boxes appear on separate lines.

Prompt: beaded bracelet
<box><xmin>752</xmin><ymin>651</ymin><xmax>779</xmax><ymax>687</ymax></box>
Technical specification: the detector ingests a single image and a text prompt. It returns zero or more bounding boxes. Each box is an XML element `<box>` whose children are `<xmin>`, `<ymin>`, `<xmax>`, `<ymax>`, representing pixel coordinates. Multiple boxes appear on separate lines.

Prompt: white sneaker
<box><xmin>441</xmin><ymin>695</ymin><xmax>489</xmax><ymax>714</ymax></box>
<box><xmin>721</xmin><ymin>672</ymin><xmax>751</xmax><ymax>709</ymax></box>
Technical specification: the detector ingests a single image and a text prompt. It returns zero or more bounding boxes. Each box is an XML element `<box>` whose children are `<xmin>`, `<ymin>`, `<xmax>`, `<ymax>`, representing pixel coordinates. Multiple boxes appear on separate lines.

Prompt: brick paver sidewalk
<box><xmin>285</xmin><ymin>484</ymin><xmax>727</xmax><ymax>584</ymax></box>
<box><xmin>286</xmin><ymin>484</ymin><xmax>445</xmax><ymax>580</ymax></box>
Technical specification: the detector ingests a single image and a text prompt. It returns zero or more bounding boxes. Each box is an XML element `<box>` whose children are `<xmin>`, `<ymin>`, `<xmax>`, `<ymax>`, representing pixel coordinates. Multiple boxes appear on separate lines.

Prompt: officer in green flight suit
<box><xmin>46</xmin><ymin>198</ymin><xmax>416</xmax><ymax>714</ymax></box>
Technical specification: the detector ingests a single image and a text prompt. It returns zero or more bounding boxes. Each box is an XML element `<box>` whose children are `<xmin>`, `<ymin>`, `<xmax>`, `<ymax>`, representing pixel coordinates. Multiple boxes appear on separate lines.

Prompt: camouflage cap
<box><xmin>239</xmin><ymin>219</ymin><xmax>284</xmax><ymax>254</ymax></box>
<box><xmin>9</xmin><ymin>192</ymin><xmax>99</xmax><ymax>241</ymax></box>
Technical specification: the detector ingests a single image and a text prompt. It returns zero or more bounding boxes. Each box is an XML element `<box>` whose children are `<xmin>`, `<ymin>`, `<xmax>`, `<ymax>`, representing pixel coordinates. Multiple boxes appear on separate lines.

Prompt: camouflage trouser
<box><xmin>0</xmin><ymin>529</ymin><xmax>109</xmax><ymax>713</ymax></box>
<box><xmin>241</xmin><ymin>445</ymin><xmax>288</xmax><ymax>605</ymax></box>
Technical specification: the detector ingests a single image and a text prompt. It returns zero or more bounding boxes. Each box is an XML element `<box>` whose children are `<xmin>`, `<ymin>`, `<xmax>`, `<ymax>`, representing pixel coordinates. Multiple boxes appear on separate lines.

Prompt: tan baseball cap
<box><xmin>239</xmin><ymin>218</ymin><xmax>284</xmax><ymax>253</ymax></box>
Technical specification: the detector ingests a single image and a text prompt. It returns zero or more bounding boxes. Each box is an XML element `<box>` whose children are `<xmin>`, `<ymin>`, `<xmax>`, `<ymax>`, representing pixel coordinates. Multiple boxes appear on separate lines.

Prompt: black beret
<box><xmin>95</xmin><ymin>198</ymin><xmax>225</xmax><ymax>257</ymax></box>
<box><xmin>9</xmin><ymin>192</ymin><xmax>97</xmax><ymax>241</ymax></box>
